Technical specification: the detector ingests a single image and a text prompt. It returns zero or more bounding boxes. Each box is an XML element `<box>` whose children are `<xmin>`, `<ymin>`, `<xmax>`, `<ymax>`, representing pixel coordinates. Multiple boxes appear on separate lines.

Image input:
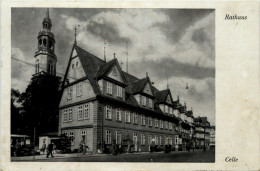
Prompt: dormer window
<box><xmin>117</xmin><ymin>85</ymin><xmax>122</xmax><ymax>98</ymax></box>
<box><xmin>148</xmin><ymin>98</ymin><xmax>153</xmax><ymax>108</ymax></box>
<box><xmin>165</xmin><ymin>105</ymin><xmax>168</xmax><ymax>114</ymax></box>
<box><xmin>169</xmin><ymin>107</ymin><xmax>172</xmax><ymax>115</ymax></box>
<box><xmin>142</xmin><ymin>96</ymin><xmax>146</xmax><ymax>106</ymax></box>
<box><xmin>107</xmin><ymin>81</ymin><xmax>112</xmax><ymax>94</ymax></box>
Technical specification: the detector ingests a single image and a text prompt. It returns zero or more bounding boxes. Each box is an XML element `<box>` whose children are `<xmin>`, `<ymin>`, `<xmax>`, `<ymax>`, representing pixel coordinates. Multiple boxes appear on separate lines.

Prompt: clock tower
<box><xmin>34</xmin><ymin>8</ymin><xmax>57</xmax><ymax>76</ymax></box>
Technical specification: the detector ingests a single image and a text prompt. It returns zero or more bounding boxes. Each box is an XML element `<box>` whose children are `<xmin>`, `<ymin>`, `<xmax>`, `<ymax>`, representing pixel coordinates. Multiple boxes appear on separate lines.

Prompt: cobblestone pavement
<box><xmin>12</xmin><ymin>149</ymin><xmax>215</xmax><ymax>162</ymax></box>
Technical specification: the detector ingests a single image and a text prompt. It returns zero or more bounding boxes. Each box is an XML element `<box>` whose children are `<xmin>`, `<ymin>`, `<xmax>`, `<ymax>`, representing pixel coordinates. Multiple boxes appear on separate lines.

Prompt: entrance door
<box><xmin>133</xmin><ymin>133</ymin><xmax>138</xmax><ymax>152</ymax></box>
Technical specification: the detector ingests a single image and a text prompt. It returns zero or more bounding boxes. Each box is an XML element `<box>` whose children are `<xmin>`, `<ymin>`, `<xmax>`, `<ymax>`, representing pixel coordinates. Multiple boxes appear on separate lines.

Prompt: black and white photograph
<box><xmin>11</xmin><ymin>8</ymin><xmax>215</xmax><ymax>162</ymax></box>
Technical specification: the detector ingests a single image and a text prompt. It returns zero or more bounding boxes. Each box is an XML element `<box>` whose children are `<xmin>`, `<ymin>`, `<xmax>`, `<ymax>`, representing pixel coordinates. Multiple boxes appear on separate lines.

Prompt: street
<box><xmin>12</xmin><ymin>150</ymin><xmax>215</xmax><ymax>162</ymax></box>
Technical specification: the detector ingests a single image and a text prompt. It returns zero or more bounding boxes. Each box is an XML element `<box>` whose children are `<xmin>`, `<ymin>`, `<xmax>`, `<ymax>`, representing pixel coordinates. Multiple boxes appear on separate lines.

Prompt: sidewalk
<box><xmin>11</xmin><ymin>150</ymin><xmax>190</xmax><ymax>161</ymax></box>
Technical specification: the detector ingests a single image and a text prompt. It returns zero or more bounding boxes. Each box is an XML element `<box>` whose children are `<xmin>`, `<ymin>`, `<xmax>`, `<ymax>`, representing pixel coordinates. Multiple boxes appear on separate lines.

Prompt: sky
<box><xmin>11</xmin><ymin>8</ymin><xmax>215</xmax><ymax>125</ymax></box>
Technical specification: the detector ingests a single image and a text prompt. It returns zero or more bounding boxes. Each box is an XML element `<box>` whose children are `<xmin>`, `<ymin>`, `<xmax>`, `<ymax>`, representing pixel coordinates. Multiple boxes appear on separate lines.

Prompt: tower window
<box><xmin>49</xmin><ymin>41</ymin><xmax>52</xmax><ymax>49</ymax></box>
<box><xmin>35</xmin><ymin>63</ymin><xmax>40</xmax><ymax>74</ymax></box>
<box><xmin>48</xmin><ymin>60</ymin><xmax>54</xmax><ymax>75</ymax></box>
<box><xmin>39</xmin><ymin>39</ymin><xmax>42</xmax><ymax>46</ymax></box>
<box><xmin>43</xmin><ymin>39</ymin><xmax>47</xmax><ymax>47</ymax></box>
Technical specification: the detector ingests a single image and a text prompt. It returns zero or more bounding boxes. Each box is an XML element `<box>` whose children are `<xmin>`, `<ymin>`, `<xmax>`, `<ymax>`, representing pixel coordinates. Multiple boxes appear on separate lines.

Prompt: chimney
<box><xmin>113</xmin><ymin>53</ymin><xmax>116</xmax><ymax>59</ymax></box>
<box><xmin>146</xmin><ymin>72</ymin><xmax>148</xmax><ymax>78</ymax></box>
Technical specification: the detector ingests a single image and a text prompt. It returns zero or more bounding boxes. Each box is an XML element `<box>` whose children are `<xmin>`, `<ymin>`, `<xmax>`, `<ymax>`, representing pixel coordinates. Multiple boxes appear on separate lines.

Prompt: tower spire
<box><xmin>35</xmin><ymin>8</ymin><xmax>57</xmax><ymax>76</ymax></box>
<box><xmin>46</xmin><ymin>8</ymin><xmax>49</xmax><ymax>19</ymax></box>
<box><xmin>104</xmin><ymin>41</ymin><xmax>107</xmax><ymax>61</ymax></box>
<box><xmin>166</xmin><ymin>75</ymin><xmax>169</xmax><ymax>89</ymax></box>
<box><xmin>126</xmin><ymin>40</ymin><xmax>128</xmax><ymax>73</ymax></box>
<box><xmin>74</xmin><ymin>24</ymin><xmax>80</xmax><ymax>45</ymax></box>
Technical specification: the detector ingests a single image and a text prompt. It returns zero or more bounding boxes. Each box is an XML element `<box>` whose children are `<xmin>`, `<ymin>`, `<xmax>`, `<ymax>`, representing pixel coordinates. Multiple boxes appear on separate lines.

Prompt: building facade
<box><xmin>57</xmin><ymin>43</ymin><xmax>197</xmax><ymax>153</ymax></box>
<box><xmin>46</xmin><ymin>13</ymin><xmax>214</xmax><ymax>154</ymax></box>
<box><xmin>194</xmin><ymin>116</ymin><xmax>211</xmax><ymax>149</ymax></box>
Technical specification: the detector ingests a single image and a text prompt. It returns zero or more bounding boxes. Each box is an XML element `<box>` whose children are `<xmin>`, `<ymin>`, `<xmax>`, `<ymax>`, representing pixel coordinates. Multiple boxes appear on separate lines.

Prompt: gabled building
<box><xmin>58</xmin><ymin>42</ymin><xmax>197</xmax><ymax>153</ymax></box>
<box><xmin>194</xmin><ymin>116</ymin><xmax>211</xmax><ymax>149</ymax></box>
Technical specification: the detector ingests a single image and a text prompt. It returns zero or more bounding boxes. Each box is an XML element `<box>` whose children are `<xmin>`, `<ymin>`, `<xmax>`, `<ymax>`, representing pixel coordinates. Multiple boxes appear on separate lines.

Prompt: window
<box><xmin>169</xmin><ymin>137</ymin><xmax>173</xmax><ymax>145</ymax></box>
<box><xmin>141</xmin><ymin>115</ymin><xmax>145</xmax><ymax>125</ymax></box>
<box><xmin>81</xmin><ymin>130</ymin><xmax>86</xmax><ymax>142</ymax></box>
<box><xmin>76</xmin><ymin>82</ymin><xmax>83</xmax><ymax>96</ymax></box>
<box><xmin>142</xmin><ymin>96</ymin><xmax>146</xmax><ymax>106</ymax></box>
<box><xmin>155</xmin><ymin>118</ymin><xmax>159</xmax><ymax>128</ymax></box>
<box><xmin>148</xmin><ymin>117</ymin><xmax>152</xmax><ymax>127</ymax></box>
<box><xmin>107</xmin><ymin>81</ymin><xmax>112</xmax><ymax>94</ymax></box>
<box><xmin>160</xmin><ymin>120</ymin><xmax>164</xmax><ymax>129</ymax></box>
<box><xmin>106</xmin><ymin>130</ymin><xmax>111</xmax><ymax>144</ymax></box>
<box><xmin>169</xmin><ymin>122</ymin><xmax>173</xmax><ymax>130</ymax></box>
<box><xmin>169</xmin><ymin>107</ymin><xmax>172</xmax><ymax>115</ymax></box>
<box><xmin>175</xmin><ymin>136</ymin><xmax>178</xmax><ymax>144</ymax></box>
<box><xmin>165</xmin><ymin>137</ymin><xmax>169</xmax><ymax>145</ymax></box>
<box><xmin>106</xmin><ymin>106</ymin><xmax>112</xmax><ymax>120</ymax></box>
<box><xmin>125</xmin><ymin>111</ymin><xmax>130</xmax><ymax>123</ymax></box>
<box><xmin>83</xmin><ymin>104</ymin><xmax>89</xmax><ymax>119</ymax></box>
<box><xmin>35</xmin><ymin>63</ymin><xmax>39</xmax><ymax>73</ymax></box>
<box><xmin>43</xmin><ymin>39</ymin><xmax>46</xmax><ymax>46</ymax></box>
<box><xmin>67</xmin><ymin>87</ymin><xmax>72</xmax><ymax>100</ymax></box>
<box><xmin>160</xmin><ymin>136</ymin><xmax>163</xmax><ymax>145</ymax></box>
<box><xmin>165</xmin><ymin>105</ymin><xmax>168</xmax><ymax>114</ymax></box>
<box><xmin>63</xmin><ymin>109</ymin><xmax>68</xmax><ymax>122</ymax></box>
<box><xmin>48</xmin><ymin>61</ymin><xmax>54</xmax><ymax>75</ymax></box>
<box><xmin>78</xmin><ymin>106</ymin><xmax>83</xmax><ymax>120</ymax></box>
<box><xmin>133</xmin><ymin>133</ymin><xmax>138</xmax><ymax>145</ymax></box>
<box><xmin>39</xmin><ymin>39</ymin><xmax>42</xmax><ymax>46</ymax></box>
<box><xmin>155</xmin><ymin>135</ymin><xmax>159</xmax><ymax>145</ymax></box>
<box><xmin>165</xmin><ymin>121</ymin><xmax>168</xmax><ymax>129</ymax></box>
<box><xmin>141</xmin><ymin>134</ymin><xmax>145</xmax><ymax>145</ymax></box>
<box><xmin>148</xmin><ymin>134</ymin><xmax>152</xmax><ymax>145</ymax></box>
<box><xmin>117</xmin><ymin>85</ymin><xmax>123</xmax><ymax>98</ymax></box>
<box><xmin>148</xmin><ymin>98</ymin><xmax>153</xmax><ymax>108</ymax></box>
<box><xmin>116</xmin><ymin>131</ymin><xmax>121</xmax><ymax>145</ymax></box>
<box><xmin>63</xmin><ymin>131</ymin><xmax>68</xmax><ymax>137</ymax></box>
<box><xmin>69</xmin><ymin>131</ymin><xmax>74</xmax><ymax>145</ymax></box>
<box><xmin>133</xmin><ymin>113</ymin><xmax>138</xmax><ymax>124</ymax></box>
<box><xmin>116</xmin><ymin>108</ymin><xmax>122</xmax><ymax>121</ymax></box>
<box><xmin>68</xmin><ymin>108</ymin><xmax>72</xmax><ymax>121</ymax></box>
<box><xmin>81</xmin><ymin>130</ymin><xmax>86</xmax><ymax>137</ymax></box>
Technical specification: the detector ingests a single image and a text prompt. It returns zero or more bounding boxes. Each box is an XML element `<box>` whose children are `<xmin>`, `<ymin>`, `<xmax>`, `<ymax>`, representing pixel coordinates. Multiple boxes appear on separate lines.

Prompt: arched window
<box><xmin>49</xmin><ymin>41</ymin><xmax>52</xmax><ymax>49</ymax></box>
<box><xmin>48</xmin><ymin>60</ymin><xmax>54</xmax><ymax>75</ymax></box>
<box><xmin>39</xmin><ymin>39</ymin><xmax>42</xmax><ymax>46</ymax></box>
<box><xmin>43</xmin><ymin>39</ymin><xmax>47</xmax><ymax>47</ymax></box>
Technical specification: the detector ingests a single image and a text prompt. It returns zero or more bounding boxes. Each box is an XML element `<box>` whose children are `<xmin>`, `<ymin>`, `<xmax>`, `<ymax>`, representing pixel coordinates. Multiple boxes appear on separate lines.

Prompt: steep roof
<box><xmin>130</xmin><ymin>78</ymin><xmax>147</xmax><ymax>94</ymax></box>
<box><xmin>96</xmin><ymin>59</ymin><xmax>117</xmax><ymax>78</ymax></box>
<box><xmin>75</xmin><ymin>46</ymin><xmax>105</xmax><ymax>94</ymax></box>
<box><xmin>155</xmin><ymin>89</ymin><xmax>172</xmax><ymax>104</ymax></box>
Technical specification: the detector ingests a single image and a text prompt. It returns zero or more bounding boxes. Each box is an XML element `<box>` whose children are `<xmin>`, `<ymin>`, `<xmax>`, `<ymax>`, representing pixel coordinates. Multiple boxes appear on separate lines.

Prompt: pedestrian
<box><xmin>82</xmin><ymin>142</ymin><xmax>89</xmax><ymax>155</ymax></box>
<box><xmin>78</xmin><ymin>141</ymin><xmax>83</xmax><ymax>153</ymax></box>
<box><xmin>15</xmin><ymin>140</ymin><xmax>21</xmax><ymax>156</ymax></box>
<box><xmin>46</xmin><ymin>142</ymin><xmax>54</xmax><ymax>158</ymax></box>
<box><xmin>41</xmin><ymin>141</ymin><xmax>46</xmax><ymax>154</ymax></box>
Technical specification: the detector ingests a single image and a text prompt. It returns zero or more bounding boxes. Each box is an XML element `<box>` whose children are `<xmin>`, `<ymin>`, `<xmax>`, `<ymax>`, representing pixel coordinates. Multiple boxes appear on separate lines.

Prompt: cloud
<box><xmin>12</xmin><ymin>8</ymin><xmax>215</xmax><ymax>124</ymax></box>
<box><xmin>11</xmin><ymin>48</ymin><xmax>34</xmax><ymax>92</ymax></box>
<box><xmin>60</xmin><ymin>9</ymin><xmax>214</xmax><ymax>70</ymax></box>
<box><xmin>129</xmin><ymin>57</ymin><xmax>215</xmax><ymax>81</ymax></box>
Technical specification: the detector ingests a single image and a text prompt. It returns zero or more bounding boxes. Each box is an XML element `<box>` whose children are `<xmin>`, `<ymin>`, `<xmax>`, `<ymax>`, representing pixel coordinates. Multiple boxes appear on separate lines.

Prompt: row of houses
<box><xmin>57</xmin><ymin>44</ymin><xmax>215</xmax><ymax>153</ymax></box>
<box><xmin>35</xmin><ymin>9</ymin><xmax>215</xmax><ymax>153</ymax></box>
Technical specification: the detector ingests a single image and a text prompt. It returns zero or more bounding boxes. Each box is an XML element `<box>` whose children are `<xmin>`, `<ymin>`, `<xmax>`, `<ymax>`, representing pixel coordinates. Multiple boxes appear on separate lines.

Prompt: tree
<box><xmin>11</xmin><ymin>88</ymin><xmax>24</xmax><ymax>134</ymax></box>
<box><xmin>18</xmin><ymin>74</ymin><xmax>62</xmax><ymax>143</ymax></box>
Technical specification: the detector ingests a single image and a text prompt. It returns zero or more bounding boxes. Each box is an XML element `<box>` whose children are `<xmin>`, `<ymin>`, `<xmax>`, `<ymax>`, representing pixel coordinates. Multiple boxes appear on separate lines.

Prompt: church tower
<box><xmin>34</xmin><ymin>8</ymin><xmax>57</xmax><ymax>76</ymax></box>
